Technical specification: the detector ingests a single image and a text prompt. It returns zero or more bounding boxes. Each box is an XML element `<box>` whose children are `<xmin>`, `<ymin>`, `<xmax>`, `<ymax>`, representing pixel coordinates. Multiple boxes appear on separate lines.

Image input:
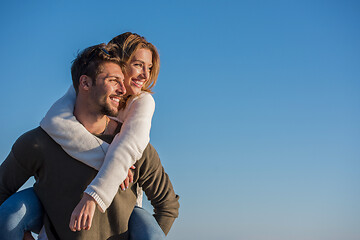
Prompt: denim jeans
<box><xmin>129</xmin><ymin>206</ymin><xmax>165</xmax><ymax>240</ymax></box>
<box><xmin>0</xmin><ymin>187</ymin><xmax>165</xmax><ymax>240</ymax></box>
<box><xmin>0</xmin><ymin>188</ymin><xmax>44</xmax><ymax>240</ymax></box>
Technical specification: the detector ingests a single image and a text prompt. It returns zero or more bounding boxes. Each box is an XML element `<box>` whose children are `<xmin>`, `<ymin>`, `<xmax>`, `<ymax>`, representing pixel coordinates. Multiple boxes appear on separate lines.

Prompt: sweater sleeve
<box><xmin>40</xmin><ymin>86</ymin><xmax>108</xmax><ymax>170</ymax></box>
<box><xmin>0</xmin><ymin>129</ymin><xmax>42</xmax><ymax>205</ymax></box>
<box><xmin>85</xmin><ymin>92</ymin><xmax>155</xmax><ymax>211</ymax></box>
<box><xmin>0</xmin><ymin>152</ymin><xmax>32</xmax><ymax>205</ymax></box>
<box><xmin>137</xmin><ymin>144</ymin><xmax>180</xmax><ymax>235</ymax></box>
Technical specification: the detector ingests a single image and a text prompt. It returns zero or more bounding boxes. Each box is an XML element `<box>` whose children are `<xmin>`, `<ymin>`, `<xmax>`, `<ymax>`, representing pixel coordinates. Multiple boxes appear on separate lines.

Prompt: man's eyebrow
<box><xmin>104</xmin><ymin>74</ymin><xmax>123</xmax><ymax>80</ymax></box>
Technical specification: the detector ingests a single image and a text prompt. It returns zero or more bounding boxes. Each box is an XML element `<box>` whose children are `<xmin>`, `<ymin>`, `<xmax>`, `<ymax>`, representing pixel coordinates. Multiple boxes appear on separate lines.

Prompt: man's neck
<box><xmin>73</xmin><ymin>99</ymin><xmax>113</xmax><ymax>135</ymax></box>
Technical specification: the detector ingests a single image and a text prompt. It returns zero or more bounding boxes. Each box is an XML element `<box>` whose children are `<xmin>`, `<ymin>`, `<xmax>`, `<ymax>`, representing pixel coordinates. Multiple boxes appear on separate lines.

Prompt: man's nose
<box><xmin>116</xmin><ymin>80</ymin><xmax>126</xmax><ymax>96</ymax></box>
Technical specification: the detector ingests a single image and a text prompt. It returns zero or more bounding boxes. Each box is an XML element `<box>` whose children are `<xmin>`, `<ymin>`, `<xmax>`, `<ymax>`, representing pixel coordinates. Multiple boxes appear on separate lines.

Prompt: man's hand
<box><xmin>23</xmin><ymin>231</ymin><xmax>35</xmax><ymax>240</ymax></box>
<box><xmin>69</xmin><ymin>193</ymin><xmax>96</xmax><ymax>232</ymax></box>
<box><xmin>120</xmin><ymin>166</ymin><xmax>135</xmax><ymax>191</ymax></box>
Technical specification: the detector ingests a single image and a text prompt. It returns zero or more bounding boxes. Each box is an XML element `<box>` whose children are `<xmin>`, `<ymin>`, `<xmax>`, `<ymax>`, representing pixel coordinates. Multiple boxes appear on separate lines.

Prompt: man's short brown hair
<box><xmin>71</xmin><ymin>43</ymin><xmax>124</xmax><ymax>94</ymax></box>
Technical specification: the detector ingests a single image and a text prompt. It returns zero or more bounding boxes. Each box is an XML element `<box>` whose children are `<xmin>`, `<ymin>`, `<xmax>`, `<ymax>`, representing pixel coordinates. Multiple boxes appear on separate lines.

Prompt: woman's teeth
<box><xmin>132</xmin><ymin>80</ymin><xmax>144</xmax><ymax>87</ymax></box>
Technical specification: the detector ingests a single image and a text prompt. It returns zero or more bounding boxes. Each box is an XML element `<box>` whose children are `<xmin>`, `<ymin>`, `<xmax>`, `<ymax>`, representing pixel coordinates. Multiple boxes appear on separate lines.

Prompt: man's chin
<box><xmin>101</xmin><ymin>107</ymin><xmax>118</xmax><ymax>117</ymax></box>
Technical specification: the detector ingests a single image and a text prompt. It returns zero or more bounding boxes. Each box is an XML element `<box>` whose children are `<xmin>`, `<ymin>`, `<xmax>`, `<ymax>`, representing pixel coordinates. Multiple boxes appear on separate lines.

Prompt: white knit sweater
<box><xmin>40</xmin><ymin>86</ymin><xmax>155</xmax><ymax>212</ymax></box>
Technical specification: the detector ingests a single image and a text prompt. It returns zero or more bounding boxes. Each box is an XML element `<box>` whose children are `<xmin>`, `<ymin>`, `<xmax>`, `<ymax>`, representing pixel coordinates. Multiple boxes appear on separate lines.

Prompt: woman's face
<box><xmin>124</xmin><ymin>48</ymin><xmax>153</xmax><ymax>96</ymax></box>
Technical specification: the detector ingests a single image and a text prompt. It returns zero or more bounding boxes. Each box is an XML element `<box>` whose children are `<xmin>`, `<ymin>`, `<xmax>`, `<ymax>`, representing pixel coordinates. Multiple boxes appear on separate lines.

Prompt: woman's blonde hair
<box><xmin>109</xmin><ymin>32</ymin><xmax>160</xmax><ymax>94</ymax></box>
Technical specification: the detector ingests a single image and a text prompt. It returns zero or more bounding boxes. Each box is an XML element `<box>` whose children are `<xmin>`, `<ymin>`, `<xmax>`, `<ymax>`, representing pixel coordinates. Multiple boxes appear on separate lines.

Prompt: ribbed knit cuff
<box><xmin>84</xmin><ymin>188</ymin><xmax>106</xmax><ymax>213</ymax></box>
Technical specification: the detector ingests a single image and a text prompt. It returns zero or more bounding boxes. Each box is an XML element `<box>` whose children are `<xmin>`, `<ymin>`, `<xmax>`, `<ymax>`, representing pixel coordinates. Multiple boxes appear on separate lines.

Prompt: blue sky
<box><xmin>0</xmin><ymin>1</ymin><xmax>359</xmax><ymax>239</ymax></box>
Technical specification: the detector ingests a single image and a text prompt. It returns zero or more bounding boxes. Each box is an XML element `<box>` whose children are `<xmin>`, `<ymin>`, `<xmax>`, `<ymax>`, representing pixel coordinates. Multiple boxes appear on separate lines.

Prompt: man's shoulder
<box><xmin>141</xmin><ymin>143</ymin><xmax>157</xmax><ymax>158</ymax></box>
<box><xmin>136</xmin><ymin>143</ymin><xmax>161</xmax><ymax>169</ymax></box>
<box><xmin>12</xmin><ymin>126</ymin><xmax>51</xmax><ymax>153</ymax></box>
<box><xmin>14</xmin><ymin>126</ymin><xmax>49</xmax><ymax>144</ymax></box>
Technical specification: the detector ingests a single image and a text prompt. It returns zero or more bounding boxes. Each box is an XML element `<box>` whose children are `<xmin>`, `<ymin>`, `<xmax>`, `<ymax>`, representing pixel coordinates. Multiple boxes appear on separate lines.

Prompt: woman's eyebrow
<box><xmin>132</xmin><ymin>58</ymin><xmax>144</xmax><ymax>63</ymax></box>
<box><xmin>132</xmin><ymin>59</ymin><xmax>152</xmax><ymax>66</ymax></box>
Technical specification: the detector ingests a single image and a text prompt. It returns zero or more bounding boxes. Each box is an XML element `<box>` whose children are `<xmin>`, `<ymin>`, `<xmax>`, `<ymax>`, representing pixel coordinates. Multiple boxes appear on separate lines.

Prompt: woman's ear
<box><xmin>79</xmin><ymin>75</ymin><xmax>92</xmax><ymax>91</ymax></box>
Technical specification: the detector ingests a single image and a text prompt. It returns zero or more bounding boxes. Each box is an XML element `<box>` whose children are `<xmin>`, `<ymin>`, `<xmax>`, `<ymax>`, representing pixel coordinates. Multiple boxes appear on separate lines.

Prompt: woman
<box><xmin>0</xmin><ymin>32</ymin><xmax>165</xmax><ymax>240</ymax></box>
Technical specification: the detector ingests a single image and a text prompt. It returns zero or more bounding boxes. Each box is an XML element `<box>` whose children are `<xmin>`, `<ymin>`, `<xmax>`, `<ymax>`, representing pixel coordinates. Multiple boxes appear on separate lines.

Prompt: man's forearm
<box><xmin>138</xmin><ymin>144</ymin><xmax>180</xmax><ymax>235</ymax></box>
<box><xmin>0</xmin><ymin>151</ymin><xmax>31</xmax><ymax>205</ymax></box>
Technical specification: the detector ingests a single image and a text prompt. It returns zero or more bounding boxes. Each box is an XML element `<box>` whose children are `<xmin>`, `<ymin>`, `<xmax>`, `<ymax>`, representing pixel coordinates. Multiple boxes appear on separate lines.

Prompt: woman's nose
<box><xmin>141</xmin><ymin>67</ymin><xmax>150</xmax><ymax>80</ymax></box>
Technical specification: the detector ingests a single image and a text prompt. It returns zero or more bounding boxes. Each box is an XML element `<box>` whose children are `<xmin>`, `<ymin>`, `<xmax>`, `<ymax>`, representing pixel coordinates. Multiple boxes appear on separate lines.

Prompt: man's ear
<box><xmin>79</xmin><ymin>75</ymin><xmax>92</xmax><ymax>91</ymax></box>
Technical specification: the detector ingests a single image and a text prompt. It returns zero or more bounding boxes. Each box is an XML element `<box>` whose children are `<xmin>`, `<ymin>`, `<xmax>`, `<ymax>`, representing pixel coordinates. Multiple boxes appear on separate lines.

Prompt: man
<box><xmin>0</xmin><ymin>43</ymin><xmax>179</xmax><ymax>239</ymax></box>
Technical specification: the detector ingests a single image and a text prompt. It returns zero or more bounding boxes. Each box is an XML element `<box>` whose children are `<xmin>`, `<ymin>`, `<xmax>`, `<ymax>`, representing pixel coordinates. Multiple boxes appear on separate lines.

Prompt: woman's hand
<box><xmin>120</xmin><ymin>166</ymin><xmax>135</xmax><ymax>191</ymax></box>
<box><xmin>69</xmin><ymin>193</ymin><xmax>96</xmax><ymax>232</ymax></box>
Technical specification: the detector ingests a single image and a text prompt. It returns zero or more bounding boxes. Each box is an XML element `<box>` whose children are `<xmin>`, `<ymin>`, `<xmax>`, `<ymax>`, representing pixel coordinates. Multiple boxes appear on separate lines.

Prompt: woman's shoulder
<box><xmin>136</xmin><ymin>91</ymin><xmax>154</xmax><ymax>101</ymax></box>
<box><xmin>129</xmin><ymin>91</ymin><xmax>155</xmax><ymax>107</ymax></box>
<box><xmin>117</xmin><ymin>92</ymin><xmax>155</xmax><ymax>122</ymax></box>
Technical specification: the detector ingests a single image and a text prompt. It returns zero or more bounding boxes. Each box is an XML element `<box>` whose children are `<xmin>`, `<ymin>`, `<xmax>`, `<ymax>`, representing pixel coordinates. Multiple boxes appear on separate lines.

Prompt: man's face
<box><xmin>89</xmin><ymin>62</ymin><xmax>125</xmax><ymax>117</ymax></box>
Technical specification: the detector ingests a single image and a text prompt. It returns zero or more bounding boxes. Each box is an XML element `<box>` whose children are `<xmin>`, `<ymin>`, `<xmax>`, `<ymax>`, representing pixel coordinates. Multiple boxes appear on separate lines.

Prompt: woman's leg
<box><xmin>0</xmin><ymin>187</ymin><xmax>44</xmax><ymax>240</ymax></box>
<box><xmin>128</xmin><ymin>206</ymin><xmax>165</xmax><ymax>240</ymax></box>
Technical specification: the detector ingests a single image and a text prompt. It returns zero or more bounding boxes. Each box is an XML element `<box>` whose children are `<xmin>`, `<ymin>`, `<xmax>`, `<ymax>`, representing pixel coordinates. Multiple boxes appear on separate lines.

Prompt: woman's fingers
<box><xmin>86</xmin><ymin>209</ymin><xmax>94</xmax><ymax>230</ymax></box>
<box><xmin>76</xmin><ymin>214</ymin><xmax>82</xmax><ymax>231</ymax></box>
<box><xmin>121</xmin><ymin>167</ymin><xmax>135</xmax><ymax>191</ymax></box>
<box><xmin>124</xmin><ymin>177</ymin><xmax>130</xmax><ymax>189</ymax></box>
<box><xmin>80</xmin><ymin>213</ymin><xmax>87</xmax><ymax>230</ymax></box>
<box><xmin>128</xmin><ymin>168</ymin><xmax>134</xmax><ymax>184</ymax></box>
<box><xmin>70</xmin><ymin>204</ymin><xmax>83</xmax><ymax>231</ymax></box>
<box><xmin>69</xmin><ymin>194</ymin><xmax>96</xmax><ymax>231</ymax></box>
<box><xmin>69</xmin><ymin>214</ymin><xmax>77</xmax><ymax>231</ymax></box>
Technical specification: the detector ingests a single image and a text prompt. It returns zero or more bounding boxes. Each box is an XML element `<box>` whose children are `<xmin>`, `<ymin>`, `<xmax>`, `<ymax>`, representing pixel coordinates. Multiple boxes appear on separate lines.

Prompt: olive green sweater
<box><xmin>0</xmin><ymin>127</ymin><xmax>179</xmax><ymax>240</ymax></box>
